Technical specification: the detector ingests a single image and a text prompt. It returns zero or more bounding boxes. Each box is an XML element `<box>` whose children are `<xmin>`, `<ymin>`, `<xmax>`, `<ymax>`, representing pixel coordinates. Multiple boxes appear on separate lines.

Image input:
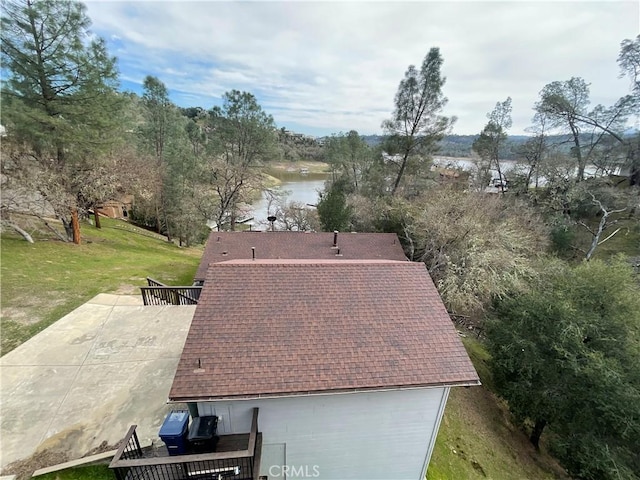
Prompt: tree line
<box><xmin>0</xmin><ymin>0</ymin><xmax>301</xmax><ymax>245</ymax></box>
<box><xmin>315</xmin><ymin>41</ymin><xmax>639</xmax><ymax>480</ymax></box>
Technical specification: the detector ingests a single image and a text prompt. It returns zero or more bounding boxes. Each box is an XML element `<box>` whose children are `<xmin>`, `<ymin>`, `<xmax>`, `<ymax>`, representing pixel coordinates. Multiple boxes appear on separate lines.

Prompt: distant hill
<box><xmin>277</xmin><ymin>128</ymin><xmax>324</xmax><ymax>162</ymax></box>
<box><xmin>360</xmin><ymin>134</ymin><xmax>531</xmax><ymax>159</ymax></box>
<box><xmin>357</xmin><ymin>134</ymin><xmax>590</xmax><ymax>160</ymax></box>
<box><xmin>292</xmin><ymin>129</ymin><xmax>636</xmax><ymax>162</ymax></box>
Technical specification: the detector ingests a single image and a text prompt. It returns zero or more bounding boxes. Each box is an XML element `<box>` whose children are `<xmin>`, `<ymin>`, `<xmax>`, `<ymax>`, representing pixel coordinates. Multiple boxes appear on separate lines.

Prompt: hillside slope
<box><xmin>2</xmin><ymin>221</ymin><xmax>568</xmax><ymax>479</ymax></box>
<box><xmin>428</xmin><ymin>338</ymin><xmax>568</xmax><ymax>480</ymax></box>
<box><xmin>0</xmin><ymin>217</ymin><xmax>202</xmax><ymax>354</ymax></box>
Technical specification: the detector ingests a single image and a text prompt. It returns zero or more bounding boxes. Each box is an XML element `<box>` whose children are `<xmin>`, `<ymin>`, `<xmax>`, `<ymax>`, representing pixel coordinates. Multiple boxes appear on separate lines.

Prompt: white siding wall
<box><xmin>197</xmin><ymin>387</ymin><xmax>449</xmax><ymax>480</ymax></box>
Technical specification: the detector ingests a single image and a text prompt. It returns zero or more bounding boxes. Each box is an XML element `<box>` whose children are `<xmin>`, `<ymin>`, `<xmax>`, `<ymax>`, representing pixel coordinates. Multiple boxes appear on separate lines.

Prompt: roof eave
<box><xmin>168</xmin><ymin>379</ymin><xmax>481</xmax><ymax>403</ymax></box>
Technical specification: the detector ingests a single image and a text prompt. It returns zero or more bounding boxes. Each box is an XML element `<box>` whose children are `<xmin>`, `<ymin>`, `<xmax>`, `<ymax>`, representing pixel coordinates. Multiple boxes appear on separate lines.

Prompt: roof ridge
<box><xmin>214</xmin><ymin>259</ymin><xmax>414</xmax><ymax>265</ymax></box>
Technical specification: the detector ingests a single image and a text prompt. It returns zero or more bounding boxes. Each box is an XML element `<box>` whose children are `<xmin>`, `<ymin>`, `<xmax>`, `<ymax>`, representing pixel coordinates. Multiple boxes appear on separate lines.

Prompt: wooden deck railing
<box><xmin>141</xmin><ymin>278</ymin><xmax>202</xmax><ymax>306</ymax></box>
<box><xmin>146</xmin><ymin>277</ymin><xmax>167</xmax><ymax>288</ymax></box>
<box><xmin>140</xmin><ymin>286</ymin><xmax>202</xmax><ymax>306</ymax></box>
<box><xmin>110</xmin><ymin>408</ymin><xmax>260</xmax><ymax>480</ymax></box>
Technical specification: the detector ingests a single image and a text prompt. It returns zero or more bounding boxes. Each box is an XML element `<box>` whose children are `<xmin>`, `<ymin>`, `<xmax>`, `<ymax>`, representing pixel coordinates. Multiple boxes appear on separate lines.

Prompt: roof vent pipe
<box><xmin>252</xmin><ymin>247</ymin><xmax>255</xmax><ymax>260</ymax></box>
<box><xmin>217</xmin><ymin>236</ymin><xmax>221</xmax><ymax>242</ymax></box>
<box><xmin>333</xmin><ymin>230</ymin><xmax>338</xmax><ymax>247</ymax></box>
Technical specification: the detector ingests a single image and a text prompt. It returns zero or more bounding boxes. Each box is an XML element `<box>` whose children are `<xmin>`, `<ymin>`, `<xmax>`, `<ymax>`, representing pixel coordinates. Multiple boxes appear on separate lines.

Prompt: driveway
<box><xmin>0</xmin><ymin>294</ymin><xmax>195</xmax><ymax>470</ymax></box>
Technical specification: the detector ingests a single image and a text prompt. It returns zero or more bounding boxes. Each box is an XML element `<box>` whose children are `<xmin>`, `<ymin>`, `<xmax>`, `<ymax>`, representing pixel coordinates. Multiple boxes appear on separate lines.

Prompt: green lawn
<box><xmin>427</xmin><ymin>337</ymin><xmax>568</xmax><ymax>480</ymax></box>
<box><xmin>35</xmin><ymin>465</ymin><xmax>112</xmax><ymax>480</ymax></box>
<box><xmin>1</xmin><ymin>217</ymin><xmax>202</xmax><ymax>355</ymax></box>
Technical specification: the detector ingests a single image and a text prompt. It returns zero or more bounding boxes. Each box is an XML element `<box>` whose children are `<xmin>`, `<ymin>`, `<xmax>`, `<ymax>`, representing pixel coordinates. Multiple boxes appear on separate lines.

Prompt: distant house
<box><xmin>382</xmin><ymin>152</ymin><xmax>404</xmax><ymax>164</ymax></box>
<box><xmin>169</xmin><ymin>258</ymin><xmax>480</xmax><ymax>479</ymax></box>
<box><xmin>193</xmin><ymin>231</ymin><xmax>407</xmax><ymax>284</ymax></box>
<box><xmin>484</xmin><ymin>176</ymin><xmax>509</xmax><ymax>194</ymax></box>
<box><xmin>96</xmin><ymin>194</ymin><xmax>134</xmax><ymax>219</ymax></box>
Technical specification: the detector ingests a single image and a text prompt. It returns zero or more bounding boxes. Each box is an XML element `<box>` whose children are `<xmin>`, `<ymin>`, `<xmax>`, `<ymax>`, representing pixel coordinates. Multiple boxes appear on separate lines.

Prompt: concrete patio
<box><xmin>0</xmin><ymin>294</ymin><xmax>195</xmax><ymax>470</ymax></box>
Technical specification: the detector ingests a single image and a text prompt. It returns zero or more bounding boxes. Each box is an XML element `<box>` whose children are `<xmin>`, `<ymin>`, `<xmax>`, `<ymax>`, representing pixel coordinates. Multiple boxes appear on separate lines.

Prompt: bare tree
<box><xmin>525</xmin><ymin>113</ymin><xmax>551</xmax><ymax>188</ymax></box>
<box><xmin>617</xmin><ymin>35</ymin><xmax>640</xmax><ymax>185</ymax></box>
<box><xmin>401</xmin><ymin>187</ymin><xmax>548</xmax><ymax>316</ymax></box>
<box><xmin>536</xmin><ymin>78</ymin><xmax>591</xmax><ymax>182</ymax></box>
<box><xmin>275</xmin><ymin>201</ymin><xmax>319</xmax><ymax>231</ymax></box>
<box><xmin>618</xmin><ymin>34</ymin><xmax>640</xmax><ymax>97</ymax></box>
<box><xmin>537</xmin><ymin>77</ymin><xmax>636</xmax><ymax>184</ymax></box>
<box><xmin>473</xmin><ymin>97</ymin><xmax>513</xmax><ymax>193</ymax></box>
<box><xmin>578</xmin><ymin>193</ymin><xmax>628</xmax><ymax>261</ymax></box>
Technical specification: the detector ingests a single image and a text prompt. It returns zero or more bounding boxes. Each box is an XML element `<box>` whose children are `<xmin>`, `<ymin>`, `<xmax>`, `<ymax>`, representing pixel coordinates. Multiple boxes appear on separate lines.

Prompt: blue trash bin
<box><xmin>159</xmin><ymin>410</ymin><xmax>190</xmax><ymax>455</ymax></box>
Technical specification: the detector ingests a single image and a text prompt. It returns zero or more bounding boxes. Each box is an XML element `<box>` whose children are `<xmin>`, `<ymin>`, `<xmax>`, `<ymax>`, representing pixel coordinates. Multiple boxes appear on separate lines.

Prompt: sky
<box><xmin>84</xmin><ymin>1</ymin><xmax>639</xmax><ymax>137</ymax></box>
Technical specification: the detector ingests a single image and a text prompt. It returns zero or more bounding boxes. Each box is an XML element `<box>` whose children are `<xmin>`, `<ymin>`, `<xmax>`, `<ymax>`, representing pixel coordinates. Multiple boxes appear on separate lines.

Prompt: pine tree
<box><xmin>1</xmin><ymin>0</ymin><xmax>121</xmax><ymax>243</ymax></box>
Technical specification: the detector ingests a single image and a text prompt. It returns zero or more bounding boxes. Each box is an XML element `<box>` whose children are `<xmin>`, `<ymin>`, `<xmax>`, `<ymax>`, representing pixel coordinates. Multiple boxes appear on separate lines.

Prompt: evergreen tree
<box><xmin>324</xmin><ymin>130</ymin><xmax>372</xmax><ymax>194</ymax></box>
<box><xmin>382</xmin><ymin>48</ymin><xmax>454</xmax><ymax>195</ymax></box>
<box><xmin>205</xmin><ymin>90</ymin><xmax>276</xmax><ymax>230</ymax></box>
<box><xmin>1</xmin><ymin>0</ymin><xmax>121</xmax><ymax>242</ymax></box>
<box><xmin>317</xmin><ymin>180</ymin><xmax>352</xmax><ymax>232</ymax></box>
<box><xmin>487</xmin><ymin>259</ymin><xmax>640</xmax><ymax>479</ymax></box>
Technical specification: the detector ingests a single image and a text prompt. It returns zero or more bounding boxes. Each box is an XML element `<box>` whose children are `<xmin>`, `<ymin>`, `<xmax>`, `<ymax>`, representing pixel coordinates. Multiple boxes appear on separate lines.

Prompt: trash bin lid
<box><xmin>159</xmin><ymin>410</ymin><xmax>190</xmax><ymax>437</ymax></box>
<box><xmin>188</xmin><ymin>416</ymin><xmax>218</xmax><ymax>440</ymax></box>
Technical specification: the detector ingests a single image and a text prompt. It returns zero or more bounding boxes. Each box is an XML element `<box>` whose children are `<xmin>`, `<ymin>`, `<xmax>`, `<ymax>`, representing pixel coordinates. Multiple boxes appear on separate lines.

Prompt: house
<box><xmin>112</xmin><ymin>232</ymin><xmax>479</xmax><ymax>479</ymax></box>
<box><xmin>96</xmin><ymin>194</ymin><xmax>134</xmax><ymax>219</ymax></box>
<box><xmin>168</xmin><ymin>258</ymin><xmax>480</xmax><ymax>479</ymax></box>
<box><xmin>194</xmin><ymin>231</ymin><xmax>407</xmax><ymax>284</ymax></box>
<box><xmin>382</xmin><ymin>152</ymin><xmax>403</xmax><ymax>164</ymax></box>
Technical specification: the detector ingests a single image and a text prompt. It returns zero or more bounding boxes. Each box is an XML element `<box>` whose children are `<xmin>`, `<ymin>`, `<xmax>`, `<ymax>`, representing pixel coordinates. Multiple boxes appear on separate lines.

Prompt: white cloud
<box><xmin>86</xmin><ymin>0</ymin><xmax>640</xmax><ymax>136</ymax></box>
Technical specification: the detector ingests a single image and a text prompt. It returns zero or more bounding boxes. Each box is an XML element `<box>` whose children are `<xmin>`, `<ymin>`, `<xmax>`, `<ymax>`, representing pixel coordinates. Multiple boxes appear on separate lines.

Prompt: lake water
<box><xmin>250</xmin><ymin>177</ymin><xmax>327</xmax><ymax>228</ymax></box>
<box><xmin>432</xmin><ymin>156</ymin><xmax>605</xmax><ymax>187</ymax></box>
<box><xmin>245</xmin><ymin>157</ymin><xmax>612</xmax><ymax>229</ymax></box>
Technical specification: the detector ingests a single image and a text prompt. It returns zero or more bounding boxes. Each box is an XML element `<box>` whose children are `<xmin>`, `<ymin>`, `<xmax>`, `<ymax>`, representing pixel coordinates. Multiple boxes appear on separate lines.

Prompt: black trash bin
<box><xmin>187</xmin><ymin>415</ymin><xmax>219</xmax><ymax>453</ymax></box>
<box><xmin>159</xmin><ymin>410</ymin><xmax>190</xmax><ymax>456</ymax></box>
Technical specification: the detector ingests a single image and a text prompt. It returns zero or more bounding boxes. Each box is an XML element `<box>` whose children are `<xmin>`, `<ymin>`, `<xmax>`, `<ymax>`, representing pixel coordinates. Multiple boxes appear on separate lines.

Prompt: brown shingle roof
<box><xmin>170</xmin><ymin>260</ymin><xmax>479</xmax><ymax>401</ymax></box>
<box><xmin>194</xmin><ymin>232</ymin><xmax>407</xmax><ymax>282</ymax></box>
